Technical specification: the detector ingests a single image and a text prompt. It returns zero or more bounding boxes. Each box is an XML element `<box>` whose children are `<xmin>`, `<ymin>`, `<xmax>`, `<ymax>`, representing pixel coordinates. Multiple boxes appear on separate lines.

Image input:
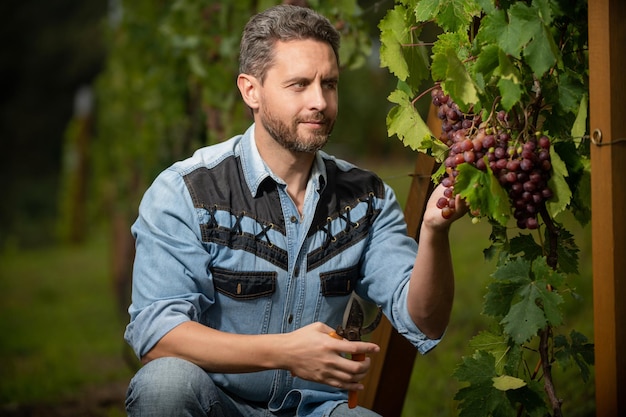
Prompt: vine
<box><xmin>379</xmin><ymin>0</ymin><xmax>593</xmax><ymax>415</ymax></box>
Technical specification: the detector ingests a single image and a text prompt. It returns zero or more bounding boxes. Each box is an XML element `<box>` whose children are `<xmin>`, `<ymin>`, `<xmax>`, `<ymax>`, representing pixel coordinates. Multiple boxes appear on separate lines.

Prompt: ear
<box><xmin>237</xmin><ymin>73</ymin><xmax>261</xmax><ymax>110</ymax></box>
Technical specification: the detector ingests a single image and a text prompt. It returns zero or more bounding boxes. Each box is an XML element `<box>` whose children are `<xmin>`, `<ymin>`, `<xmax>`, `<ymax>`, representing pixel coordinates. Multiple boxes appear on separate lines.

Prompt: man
<box><xmin>124</xmin><ymin>4</ymin><xmax>465</xmax><ymax>417</ymax></box>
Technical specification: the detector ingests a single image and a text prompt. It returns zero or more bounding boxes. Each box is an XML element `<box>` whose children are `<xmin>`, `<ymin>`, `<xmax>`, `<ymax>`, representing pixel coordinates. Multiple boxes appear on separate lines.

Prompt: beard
<box><xmin>260</xmin><ymin>107</ymin><xmax>334</xmax><ymax>153</ymax></box>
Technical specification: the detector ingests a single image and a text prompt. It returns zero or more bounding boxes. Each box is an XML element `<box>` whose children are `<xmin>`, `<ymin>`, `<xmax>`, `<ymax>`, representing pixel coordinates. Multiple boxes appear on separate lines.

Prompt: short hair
<box><xmin>239</xmin><ymin>4</ymin><xmax>341</xmax><ymax>82</ymax></box>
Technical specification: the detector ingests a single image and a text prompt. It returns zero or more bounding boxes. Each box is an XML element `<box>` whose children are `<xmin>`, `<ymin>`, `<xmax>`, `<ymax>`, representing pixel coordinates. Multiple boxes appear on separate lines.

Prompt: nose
<box><xmin>308</xmin><ymin>83</ymin><xmax>329</xmax><ymax>112</ymax></box>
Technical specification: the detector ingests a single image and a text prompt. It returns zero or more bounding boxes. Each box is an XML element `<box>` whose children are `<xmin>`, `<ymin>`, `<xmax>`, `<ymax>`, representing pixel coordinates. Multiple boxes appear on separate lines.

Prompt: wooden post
<box><xmin>360</xmin><ymin>105</ymin><xmax>441</xmax><ymax>416</ymax></box>
<box><xmin>588</xmin><ymin>1</ymin><xmax>626</xmax><ymax>416</ymax></box>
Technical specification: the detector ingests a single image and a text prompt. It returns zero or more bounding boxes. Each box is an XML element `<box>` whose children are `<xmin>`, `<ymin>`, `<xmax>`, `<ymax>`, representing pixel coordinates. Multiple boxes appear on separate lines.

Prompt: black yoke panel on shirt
<box><xmin>182</xmin><ymin>155</ymin><xmax>386</xmax><ymax>272</ymax></box>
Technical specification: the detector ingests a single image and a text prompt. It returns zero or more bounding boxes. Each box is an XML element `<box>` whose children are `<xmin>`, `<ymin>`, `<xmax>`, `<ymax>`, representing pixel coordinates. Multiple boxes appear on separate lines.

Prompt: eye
<box><xmin>323</xmin><ymin>80</ymin><xmax>338</xmax><ymax>90</ymax></box>
<box><xmin>290</xmin><ymin>80</ymin><xmax>308</xmax><ymax>89</ymax></box>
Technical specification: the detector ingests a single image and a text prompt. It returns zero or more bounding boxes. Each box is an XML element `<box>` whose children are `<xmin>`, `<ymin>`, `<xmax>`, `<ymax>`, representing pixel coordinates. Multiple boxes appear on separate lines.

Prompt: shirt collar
<box><xmin>240</xmin><ymin>124</ymin><xmax>328</xmax><ymax>197</ymax></box>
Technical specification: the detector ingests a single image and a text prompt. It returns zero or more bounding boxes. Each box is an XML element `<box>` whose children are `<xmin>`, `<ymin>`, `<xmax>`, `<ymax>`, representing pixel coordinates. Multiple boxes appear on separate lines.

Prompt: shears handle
<box><xmin>329</xmin><ymin>331</ymin><xmax>363</xmax><ymax>409</ymax></box>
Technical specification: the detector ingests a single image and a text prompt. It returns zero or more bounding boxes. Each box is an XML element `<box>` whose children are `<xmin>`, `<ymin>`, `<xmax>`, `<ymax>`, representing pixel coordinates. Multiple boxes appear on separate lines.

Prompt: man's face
<box><xmin>256</xmin><ymin>39</ymin><xmax>339</xmax><ymax>153</ymax></box>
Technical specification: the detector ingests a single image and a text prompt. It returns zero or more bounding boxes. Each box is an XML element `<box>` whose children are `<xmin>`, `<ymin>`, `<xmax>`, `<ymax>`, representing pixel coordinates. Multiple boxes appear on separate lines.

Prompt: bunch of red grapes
<box><xmin>431</xmin><ymin>88</ymin><xmax>553</xmax><ymax>229</ymax></box>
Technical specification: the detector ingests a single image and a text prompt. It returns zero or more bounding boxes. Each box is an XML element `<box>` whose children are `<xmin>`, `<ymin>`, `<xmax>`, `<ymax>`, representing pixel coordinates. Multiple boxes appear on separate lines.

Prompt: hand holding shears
<box><xmin>329</xmin><ymin>293</ymin><xmax>382</xmax><ymax>409</ymax></box>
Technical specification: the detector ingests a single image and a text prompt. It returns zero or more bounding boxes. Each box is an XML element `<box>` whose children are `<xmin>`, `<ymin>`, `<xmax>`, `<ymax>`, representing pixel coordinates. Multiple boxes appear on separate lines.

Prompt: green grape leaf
<box><xmin>386</xmin><ymin>89</ymin><xmax>432</xmax><ymax>151</ymax></box>
<box><xmin>492</xmin><ymin>375</ymin><xmax>526</xmax><ymax>391</ymax></box>
<box><xmin>484</xmin><ymin>280</ymin><xmax>521</xmax><ymax>318</ymax></box>
<box><xmin>537</xmin><ymin>284</ymin><xmax>564</xmax><ymax>328</ymax></box>
<box><xmin>531</xmin><ymin>262</ymin><xmax>564</xmax><ymax>327</ymax></box>
<box><xmin>454</xmin><ymin>351</ymin><xmax>516</xmax><ymax>417</ymax></box>
<box><xmin>422</xmin><ymin>135</ymin><xmax>452</xmax><ymax>163</ymax></box>
<box><xmin>505</xmin><ymin>2</ymin><xmax>543</xmax><ymax>57</ymax></box>
<box><xmin>533</xmin><ymin>0</ymin><xmax>554</xmax><ymax>25</ymax></box>
<box><xmin>550</xmin><ymin>227</ymin><xmax>580</xmax><ymax>274</ymax></box>
<box><xmin>475</xmin><ymin>0</ymin><xmax>496</xmax><ymax>14</ymax></box>
<box><xmin>495</xmin><ymin>50</ymin><xmax>522</xmax><ymax>110</ymax></box>
<box><xmin>414</xmin><ymin>0</ymin><xmax>438</xmax><ymax>23</ymax></box>
<box><xmin>473</xmin><ymin>43</ymin><xmax>500</xmax><ymax>80</ymax></box>
<box><xmin>571</xmin><ymin>93</ymin><xmax>588</xmax><ymax>142</ymax></box>
<box><xmin>454</xmin><ymin>350</ymin><xmax>497</xmax><ymax>383</ymax></box>
<box><xmin>431</xmin><ymin>32</ymin><xmax>470</xmax><ymax>84</ymax></box>
<box><xmin>442</xmin><ymin>49</ymin><xmax>479</xmax><ymax>109</ymax></box>
<box><xmin>483</xmin><ymin>222</ymin><xmax>510</xmax><ymax>265</ymax></box>
<box><xmin>469</xmin><ymin>331</ymin><xmax>510</xmax><ymax>374</ymax></box>
<box><xmin>484</xmin><ymin>258</ymin><xmax>530</xmax><ymax>317</ymax></box>
<box><xmin>404</xmin><ymin>37</ymin><xmax>432</xmax><ymax>90</ymax></box>
<box><xmin>379</xmin><ymin>5</ymin><xmax>412</xmax><ymax>81</ymax></box>
<box><xmin>501</xmin><ymin>285</ymin><xmax>546</xmax><ymax>344</ymax></box>
<box><xmin>552</xmin><ymin>139</ymin><xmax>591</xmax><ymax>226</ymax></box>
<box><xmin>476</xmin><ymin>9</ymin><xmax>506</xmax><ymax>45</ymax></box>
<box><xmin>523</xmin><ymin>23</ymin><xmax>559</xmax><ymax>77</ymax></box>
<box><xmin>427</xmin><ymin>0</ymin><xmax>481</xmax><ymax>33</ymax></box>
<box><xmin>497</xmin><ymin>78</ymin><xmax>522</xmax><ymax>111</ymax></box>
<box><xmin>554</xmin><ymin>330</ymin><xmax>595</xmax><ymax>383</ymax></box>
<box><xmin>558</xmin><ymin>71</ymin><xmax>587</xmax><ymax>116</ymax></box>
<box><xmin>500</xmin><ymin>260</ymin><xmax>564</xmax><ymax>344</ymax></box>
<box><xmin>478</xmin><ymin>1</ymin><xmax>557</xmax><ymax>77</ymax></box>
<box><xmin>546</xmin><ymin>145</ymin><xmax>572</xmax><ymax>217</ymax></box>
<box><xmin>532</xmin><ymin>256</ymin><xmax>565</xmax><ymax>288</ymax></box>
<box><xmin>510</xmin><ymin>233</ymin><xmax>543</xmax><ymax>261</ymax></box>
<box><xmin>434</xmin><ymin>0</ymin><xmax>480</xmax><ymax>32</ymax></box>
<box><xmin>493</xmin><ymin>257</ymin><xmax>531</xmax><ymax>282</ymax></box>
<box><xmin>506</xmin><ymin>380</ymin><xmax>550</xmax><ymax>417</ymax></box>
<box><xmin>455</xmin><ymin>163</ymin><xmax>510</xmax><ymax>226</ymax></box>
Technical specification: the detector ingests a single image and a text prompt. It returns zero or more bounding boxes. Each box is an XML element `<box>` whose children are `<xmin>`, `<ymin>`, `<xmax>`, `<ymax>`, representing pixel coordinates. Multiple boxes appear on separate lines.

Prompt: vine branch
<box><xmin>539</xmin><ymin>327</ymin><xmax>563</xmax><ymax>417</ymax></box>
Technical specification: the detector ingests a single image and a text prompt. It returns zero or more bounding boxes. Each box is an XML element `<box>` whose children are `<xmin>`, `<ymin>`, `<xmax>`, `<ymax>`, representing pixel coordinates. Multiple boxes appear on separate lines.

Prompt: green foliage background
<box><xmin>88</xmin><ymin>0</ymin><xmax>384</xmax><ymax>228</ymax></box>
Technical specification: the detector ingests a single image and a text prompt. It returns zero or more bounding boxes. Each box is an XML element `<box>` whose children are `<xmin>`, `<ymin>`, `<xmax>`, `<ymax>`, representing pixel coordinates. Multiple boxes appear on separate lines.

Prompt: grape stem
<box><xmin>484</xmin><ymin>96</ymin><xmax>502</xmax><ymax>126</ymax></box>
<box><xmin>413</xmin><ymin>84</ymin><xmax>440</xmax><ymax>106</ymax></box>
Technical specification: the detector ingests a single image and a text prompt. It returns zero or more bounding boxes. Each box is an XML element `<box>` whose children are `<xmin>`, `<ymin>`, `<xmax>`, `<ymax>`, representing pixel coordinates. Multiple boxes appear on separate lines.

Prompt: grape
<box><xmin>483</xmin><ymin>134</ymin><xmax>495</xmax><ymax>148</ymax></box>
<box><xmin>520</xmin><ymin>159</ymin><xmax>533</xmax><ymax>171</ymax></box>
<box><xmin>538</xmin><ymin>135</ymin><xmax>550</xmax><ymax>149</ymax></box>
<box><xmin>441</xmin><ymin>206</ymin><xmax>454</xmax><ymax>219</ymax></box>
<box><xmin>526</xmin><ymin>217</ymin><xmax>539</xmax><ymax>229</ymax></box>
<box><xmin>429</xmin><ymin>87</ymin><xmax>555</xmax><ymax>228</ymax></box>
<box><xmin>505</xmin><ymin>172</ymin><xmax>517</xmax><ymax>183</ymax></box>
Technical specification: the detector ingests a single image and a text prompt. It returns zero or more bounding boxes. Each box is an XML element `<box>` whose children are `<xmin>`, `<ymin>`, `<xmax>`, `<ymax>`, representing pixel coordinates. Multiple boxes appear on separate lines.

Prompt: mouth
<box><xmin>299</xmin><ymin>117</ymin><xmax>328</xmax><ymax>129</ymax></box>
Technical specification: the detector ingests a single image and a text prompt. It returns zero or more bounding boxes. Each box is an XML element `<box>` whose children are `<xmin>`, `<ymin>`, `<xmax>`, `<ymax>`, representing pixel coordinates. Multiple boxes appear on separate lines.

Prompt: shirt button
<box><xmin>294</xmin><ymin>266</ymin><xmax>300</xmax><ymax>277</ymax></box>
<box><xmin>288</xmin><ymin>314</ymin><xmax>294</xmax><ymax>324</ymax></box>
<box><xmin>290</xmin><ymin>215</ymin><xmax>298</xmax><ymax>223</ymax></box>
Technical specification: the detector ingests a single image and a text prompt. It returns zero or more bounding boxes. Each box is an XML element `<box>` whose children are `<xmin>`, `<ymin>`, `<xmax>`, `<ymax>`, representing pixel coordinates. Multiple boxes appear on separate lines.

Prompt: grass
<box><xmin>0</xmin><ymin>232</ymin><xmax>133</xmax><ymax>410</ymax></box>
<box><xmin>0</xmin><ymin>158</ymin><xmax>595</xmax><ymax>416</ymax></box>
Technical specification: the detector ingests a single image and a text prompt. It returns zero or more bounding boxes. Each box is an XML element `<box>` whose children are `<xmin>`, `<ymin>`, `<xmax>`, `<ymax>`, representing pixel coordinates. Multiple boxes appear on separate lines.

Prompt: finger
<box><xmin>335</xmin><ymin>340</ymin><xmax>380</xmax><ymax>355</ymax></box>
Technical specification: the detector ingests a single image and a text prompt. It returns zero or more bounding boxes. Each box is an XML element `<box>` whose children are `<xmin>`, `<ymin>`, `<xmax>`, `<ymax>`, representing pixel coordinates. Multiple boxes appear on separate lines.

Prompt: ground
<box><xmin>0</xmin><ymin>382</ymin><xmax>127</xmax><ymax>417</ymax></box>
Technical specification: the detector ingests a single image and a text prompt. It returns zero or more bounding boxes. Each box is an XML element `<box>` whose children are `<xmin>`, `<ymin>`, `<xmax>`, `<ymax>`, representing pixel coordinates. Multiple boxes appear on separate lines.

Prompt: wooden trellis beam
<box><xmin>588</xmin><ymin>1</ymin><xmax>626</xmax><ymax>416</ymax></box>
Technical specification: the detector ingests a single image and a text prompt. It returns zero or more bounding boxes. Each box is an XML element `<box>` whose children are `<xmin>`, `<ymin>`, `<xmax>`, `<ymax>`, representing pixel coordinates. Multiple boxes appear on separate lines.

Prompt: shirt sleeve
<box><xmin>357</xmin><ymin>183</ymin><xmax>442</xmax><ymax>354</ymax></box>
<box><xmin>124</xmin><ymin>168</ymin><xmax>215</xmax><ymax>358</ymax></box>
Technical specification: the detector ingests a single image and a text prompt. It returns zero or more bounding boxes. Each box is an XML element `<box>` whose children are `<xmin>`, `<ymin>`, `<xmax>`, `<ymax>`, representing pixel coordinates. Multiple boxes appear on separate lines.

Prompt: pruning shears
<box><xmin>329</xmin><ymin>293</ymin><xmax>383</xmax><ymax>409</ymax></box>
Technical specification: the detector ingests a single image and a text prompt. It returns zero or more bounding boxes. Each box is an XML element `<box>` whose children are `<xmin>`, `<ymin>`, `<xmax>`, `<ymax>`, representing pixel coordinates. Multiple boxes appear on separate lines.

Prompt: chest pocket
<box><xmin>211</xmin><ymin>268</ymin><xmax>276</xmax><ymax>300</ymax></box>
<box><xmin>319</xmin><ymin>265</ymin><xmax>360</xmax><ymax>297</ymax></box>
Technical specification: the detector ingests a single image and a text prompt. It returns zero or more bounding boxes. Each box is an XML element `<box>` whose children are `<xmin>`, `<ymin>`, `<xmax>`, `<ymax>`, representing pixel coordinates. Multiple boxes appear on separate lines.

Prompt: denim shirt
<box><xmin>125</xmin><ymin>124</ymin><xmax>441</xmax><ymax>416</ymax></box>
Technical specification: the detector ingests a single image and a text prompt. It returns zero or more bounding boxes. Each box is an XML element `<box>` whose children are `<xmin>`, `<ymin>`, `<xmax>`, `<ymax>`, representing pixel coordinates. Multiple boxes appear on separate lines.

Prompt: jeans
<box><xmin>126</xmin><ymin>357</ymin><xmax>382</xmax><ymax>417</ymax></box>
